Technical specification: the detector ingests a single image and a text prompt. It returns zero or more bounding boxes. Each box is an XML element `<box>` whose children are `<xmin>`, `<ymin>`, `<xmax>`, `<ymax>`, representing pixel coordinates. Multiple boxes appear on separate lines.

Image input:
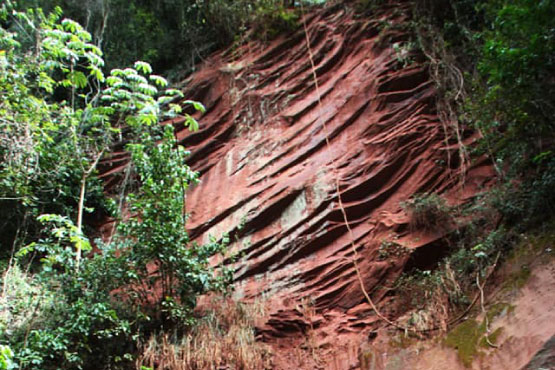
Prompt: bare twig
<box><xmin>477</xmin><ymin>271</ymin><xmax>499</xmax><ymax>348</ymax></box>
<box><xmin>76</xmin><ymin>149</ymin><xmax>105</xmax><ymax>270</ymax></box>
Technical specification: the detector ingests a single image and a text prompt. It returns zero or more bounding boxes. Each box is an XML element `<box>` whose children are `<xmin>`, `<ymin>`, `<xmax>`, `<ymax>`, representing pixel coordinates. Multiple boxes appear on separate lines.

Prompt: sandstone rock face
<box><xmin>179</xmin><ymin>3</ymin><xmax>494</xmax><ymax>362</ymax></box>
<box><xmin>102</xmin><ymin>4</ymin><xmax>495</xmax><ymax>368</ymax></box>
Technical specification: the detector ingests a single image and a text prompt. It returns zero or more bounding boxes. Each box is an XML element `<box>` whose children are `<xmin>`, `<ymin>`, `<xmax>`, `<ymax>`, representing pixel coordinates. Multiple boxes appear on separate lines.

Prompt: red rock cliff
<box><xmin>101</xmin><ymin>3</ymin><xmax>495</xmax><ymax>368</ymax></box>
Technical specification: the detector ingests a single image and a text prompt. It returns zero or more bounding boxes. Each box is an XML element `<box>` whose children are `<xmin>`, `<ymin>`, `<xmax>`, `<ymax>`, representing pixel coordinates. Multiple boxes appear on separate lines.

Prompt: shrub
<box><xmin>205</xmin><ymin>0</ymin><xmax>300</xmax><ymax>43</ymax></box>
<box><xmin>116</xmin><ymin>125</ymin><xmax>232</xmax><ymax>327</ymax></box>
<box><xmin>393</xmin><ymin>264</ymin><xmax>465</xmax><ymax>332</ymax></box>
<box><xmin>468</xmin><ymin>0</ymin><xmax>555</xmax><ymax>225</ymax></box>
<box><xmin>8</xmin><ymin>216</ymin><xmax>134</xmax><ymax>369</ymax></box>
<box><xmin>377</xmin><ymin>239</ymin><xmax>410</xmax><ymax>260</ymax></box>
<box><xmin>489</xmin><ymin>158</ymin><xmax>555</xmax><ymax>228</ymax></box>
<box><xmin>251</xmin><ymin>1</ymin><xmax>300</xmax><ymax>40</ymax></box>
<box><xmin>475</xmin><ymin>0</ymin><xmax>555</xmax><ymax>157</ymax></box>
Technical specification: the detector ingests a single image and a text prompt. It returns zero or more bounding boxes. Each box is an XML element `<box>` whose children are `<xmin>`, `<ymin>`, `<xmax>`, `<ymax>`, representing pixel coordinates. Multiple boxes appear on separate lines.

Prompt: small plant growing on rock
<box><xmin>401</xmin><ymin>193</ymin><xmax>453</xmax><ymax>232</ymax></box>
<box><xmin>377</xmin><ymin>239</ymin><xmax>410</xmax><ymax>261</ymax></box>
<box><xmin>392</xmin><ymin>41</ymin><xmax>416</xmax><ymax>68</ymax></box>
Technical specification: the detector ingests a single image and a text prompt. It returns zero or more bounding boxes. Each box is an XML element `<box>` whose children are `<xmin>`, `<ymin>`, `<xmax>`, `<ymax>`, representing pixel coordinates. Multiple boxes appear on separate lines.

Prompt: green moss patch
<box><xmin>445</xmin><ymin>319</ymin><xmax>485</xmax><ymax>367</ymax></box>
<box><xmin>503</xmin><ymin>264</ymin><xmax>532</xmax><ymax>291</ymax></box>
<box><xmin>501</xmin><ymin>224</ymin><xmax>555</xmax><ymax>292</ymax></box>
<box><xmin>445</xmin><ymin>302</ymin><xmax>513</xmax><ymax>367</ymax></box>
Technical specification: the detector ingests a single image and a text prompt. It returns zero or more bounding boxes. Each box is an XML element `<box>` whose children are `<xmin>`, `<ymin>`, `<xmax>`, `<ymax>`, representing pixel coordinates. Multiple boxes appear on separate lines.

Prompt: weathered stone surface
<box><xmin>100</xmin><ymin>4</ymin><xmax>496</xmax><ymax>368</ymax></box>
<box><xmin>178</xmin><ymin>4</ymin><xmax>492</xmax><ymax>330</ymax></box>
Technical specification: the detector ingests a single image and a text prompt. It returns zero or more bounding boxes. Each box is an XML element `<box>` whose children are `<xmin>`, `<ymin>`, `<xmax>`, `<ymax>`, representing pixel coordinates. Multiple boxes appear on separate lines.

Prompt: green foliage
<box><xmin>101</xmin><ymin>61</ymin><xmax>186</xmax><ymax>128</ymax></box>
<box><xmin>464</xmin><ymin>0</ymin><xmax>555</xmax><ymax>226</ymax></box>
<box><xmin>22</xmin><ymin>0</ymin><xmax>194</xmax><ymax>74</ymax></box>
<box><xmin>472</xmin><ymin>0</ymin><xmax>555</xmax><ymax>166</ymax></box>
<box><xmin>203</xmin><ymin>0</ymin><xmax>301</xmax><ymax>44</ymax></box>
<box><xmin>0</xmin><ymin>0</ymin><xmax>197</xmax><ymax>253</ymax></box>
<box><xmin>16</xmin><ymin>0</ymin><xmax>316</xmax><ymax>79</ymax></box>
<box><xmin>451</xmin><ymin>226</ymin><xmax>510</xmax><ymax>275</ymax></box>
<box><xmin>0</xmin><ymin>4</ymin><xmax>230</xmax><ymax>369</ymax></box>
<box><xmin>0</xmin><ymin>0</ymin><xmax>112</xmax><ymax>256</ymax></box>
<box><xmin>0</xmin><ymin>345</ymin><xmax>14</xmax><ymax>370</ymax></box>
<box><xmin>488</xmin><ymin>159</ymin><xmax>555</xmax><ymax>227</ymax></box>
<box><xmin>117</xmin><ymin>125</ymin><xmax>231</xmax><ymax>325</ymax></box>
<box><xmin>477</xmin><ymin>0</ymin><xmax>554</xmax><ymax>137</ymax></box>
<box><xmin>4</xmin><ymin>222</ymin><xmax>139</xmax><ymax>369</ymax></box>
<box><xmin>4</xmin><ymin>124</ymin><xmax>230</xmax><ymax>367</ymax></box>
<box><xmin>17</xmin><ymin>215</ymin><xmax>91</xmax><ymax>271</ymax></box>
<box><xmin>249</xmin><ymin>1</ymin><xmax>300</xmax><ymax>40</ymax></box>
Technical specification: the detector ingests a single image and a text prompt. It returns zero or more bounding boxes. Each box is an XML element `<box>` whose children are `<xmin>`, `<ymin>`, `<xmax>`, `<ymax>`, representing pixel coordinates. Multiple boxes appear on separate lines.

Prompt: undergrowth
<box><xmin>392</xmin><ymin>212</ymin><xmax>554</xmax><ymax>366</ymax></box>
<box><xmin>394</xmin><ymin>263</ymin><xmax>463</xmax><ymax>332</ymax></box>
<box><xmin>136</xmin><ymin>296</ymin><xmax>272</xmax><ymax>370</ymax></box>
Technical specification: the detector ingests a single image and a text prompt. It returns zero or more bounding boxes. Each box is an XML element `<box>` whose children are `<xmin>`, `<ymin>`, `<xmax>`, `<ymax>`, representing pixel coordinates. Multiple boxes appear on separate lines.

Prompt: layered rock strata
<box><xmin>100</xmin><ymin>3</ymin><xmax>494</xmax><ymax>368</ymax></box>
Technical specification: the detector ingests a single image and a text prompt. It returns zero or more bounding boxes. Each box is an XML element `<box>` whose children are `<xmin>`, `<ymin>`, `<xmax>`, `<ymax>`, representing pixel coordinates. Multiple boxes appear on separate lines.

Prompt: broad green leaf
<box><xmin>134</xmin><ymin>61</ymin><xmax>152</xmax><ymax>75</ymax></box>
<box><xmin>184</xmin><ymin>100</ymin><xmax>205</xmax><ymax>113</ymax></box>
<box><xmin>166</xmin><ymin>89</ymin><xmax>184</xmax><ymax>98</ymax></box>
<box><xmin>169</xmin><ymin>104</ymin><xmax>182</xmax><ymax>114</ymax></box>
<box><xmin>69</xmin><ymin>71</ymin><xmax>88</xmax><ymax>88</ymax></box>
<box><xmin>138</xmin><ymin>83</ymin><xmax>157</xmax><ymax>96</ymax></box>
<box><xmin>149</xmin><ymin>74</ymin><xmax>168</xmax><ymax>87</ymax></box>
<box><xmin>89</xmin><ymin>65</ymin><xmax>105</xmax><ymax>82</ymax></box>
<box><xmin>106</xmin><ymin>76</ymin><xmax>123</xmax><ymax>86</ymax></box>
<box><xmin>185</xmin><ymin>114</ymin><xmax>199</xmax><ymax>131</ymax></box>
<box><xmin>126</xmin><ymin>72</ymin><xmax>148</xmax><ymax>84</ymax></box>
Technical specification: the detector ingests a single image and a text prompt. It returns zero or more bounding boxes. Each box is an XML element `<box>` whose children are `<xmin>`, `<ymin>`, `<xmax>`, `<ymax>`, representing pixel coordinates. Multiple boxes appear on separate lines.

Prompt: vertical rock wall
<box><xmin>101</xmin><ymin>3</ymin><xmax>495</xmax><ymax>367</ymax></box>
<box><xmin>178</xmin><ymin>3</ymin><xmax>495</xmax><ymax>337</ymax></box>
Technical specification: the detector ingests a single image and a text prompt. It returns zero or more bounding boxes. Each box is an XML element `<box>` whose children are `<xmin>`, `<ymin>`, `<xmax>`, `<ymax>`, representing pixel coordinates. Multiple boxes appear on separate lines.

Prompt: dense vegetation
<box><xmin>0</xmin><ymin>2</ymin><xmax>231</xmax><ymax>368</ymax></box>
<box><xmin>10</xmin><ymin>0</ymin><xmax>320</xmax><ymax>79</ymax></box>
<box><xmin>0</xmin><ymin>0</ymin><xmax>553</xmax><ymax>368</ymax></box>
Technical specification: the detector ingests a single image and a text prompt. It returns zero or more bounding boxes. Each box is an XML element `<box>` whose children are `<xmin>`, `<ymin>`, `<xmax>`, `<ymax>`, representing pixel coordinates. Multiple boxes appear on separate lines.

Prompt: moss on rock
<box><xmin>445</xmin><ymin>319</ymin><xmax>485</xmax><ymax>367</ymax></box>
